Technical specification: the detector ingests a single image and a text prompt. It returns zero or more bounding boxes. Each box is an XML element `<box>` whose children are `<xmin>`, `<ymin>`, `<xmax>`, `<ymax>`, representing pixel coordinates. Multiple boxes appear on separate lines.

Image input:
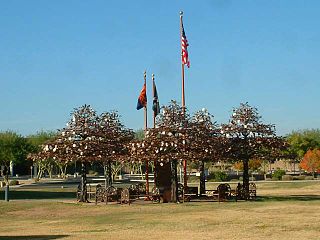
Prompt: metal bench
<box><xmin>77</xmin><ymin>183</ymin><xmax>100</xmax><ymax>202</ymax></box>
<box><xmin>204</xmin><ymin>183</ymin><xmax>232</xmax><ymax>202</ymax></box>
<box><xmin>235</xmin><ymin>182</ymin><xmax>257</xmax><ymax>201</ymax></box>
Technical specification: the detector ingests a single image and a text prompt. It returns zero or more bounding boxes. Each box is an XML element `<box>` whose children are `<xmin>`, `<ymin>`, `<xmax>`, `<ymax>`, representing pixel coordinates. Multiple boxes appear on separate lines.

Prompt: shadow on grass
<box><xmin>0</xmin><ymin>235</ymin><xmax>68</xmax><ymax>240</ymax></box>
<box><xmin>256</xmin><ymin>195</ymin><xmax>320</xmax><ymax>202</ymax></box>
<box><xmin>0</xmin><ymin>190</ymin><xmax>75</xmax><ymax>200</ymax></box>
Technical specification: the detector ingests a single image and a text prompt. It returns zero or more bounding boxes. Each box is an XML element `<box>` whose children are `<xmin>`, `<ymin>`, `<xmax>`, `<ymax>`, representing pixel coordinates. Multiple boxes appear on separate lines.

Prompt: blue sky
<box><xmin>1</xmin><ymin>0</ymin><xmax>319</xmax><ymax>136</ymax></box>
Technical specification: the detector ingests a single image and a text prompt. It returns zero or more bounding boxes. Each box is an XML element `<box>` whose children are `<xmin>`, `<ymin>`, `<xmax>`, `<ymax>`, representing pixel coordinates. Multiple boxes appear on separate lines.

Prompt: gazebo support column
<box><xmin>199</xmin><ymin>160</ymin><xmax>206</xmax><ymax>195</ymax></box>
<box><xmin>242</xmin><ymin>157</ymin><xmax>250</xmax><ymax>200</ymax></box>
<box><xmin>105</xmin><ymin>160</ymin><xmax>112</xmax><ymax>188</ymax></box>
<box><xmin>145</xmin><ymin>159</ymin><xmax>149</xmax><ymax>195</ymax></box>
<box><xmin>171</xmin><ymin>159</ymin><xmax>178</xmax><ymax>203</ymax></box>
<box><xmin>183</xmin><ymin>159</ymin><xmax>187</xmax><ymax>189</ymax></box>
<box><xmin>79</xmin><ymin>162</ymin><xmax>88</xmax><ymax>202</ymax></box>
<box><xmin>153</xmin><ymin>159</ymin><xmax>157</xmax><ymax>187</ymax></box>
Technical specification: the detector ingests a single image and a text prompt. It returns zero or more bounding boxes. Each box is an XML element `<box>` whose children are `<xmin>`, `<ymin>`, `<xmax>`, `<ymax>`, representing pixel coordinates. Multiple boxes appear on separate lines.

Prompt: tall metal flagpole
<box><xmin>144</xmin><ymin>70</ymin><xmax>150</xmax><ymax>198</ymax></box>
<box><xmin>180</xmin><ymin>11</ymin><xmax>188</xmax><ymax>190</ymax></box>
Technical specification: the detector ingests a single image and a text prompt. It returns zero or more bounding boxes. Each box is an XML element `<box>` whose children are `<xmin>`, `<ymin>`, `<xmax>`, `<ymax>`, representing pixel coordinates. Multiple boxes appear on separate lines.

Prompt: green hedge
<box><xmin>272</xmin><ymin>169</ymin><xmax>286</xmax><ymax>180</ymax></box>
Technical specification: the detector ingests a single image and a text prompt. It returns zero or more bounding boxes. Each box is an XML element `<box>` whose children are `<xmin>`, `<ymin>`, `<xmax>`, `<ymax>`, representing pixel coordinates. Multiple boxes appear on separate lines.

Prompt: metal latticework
<box><xmin>220</xmin><ymin>102</ymin><xmax>286</xmax><ymax>199</ymax></box>
<box><xmin>128</xmin><ymin>101</ymin><xmax>223</xmax><ymax>202</ymax></box>
<box><xmin>29</xmin><ymin>105</ymin><xmax>134</xmax><ymax>202</ymax></box>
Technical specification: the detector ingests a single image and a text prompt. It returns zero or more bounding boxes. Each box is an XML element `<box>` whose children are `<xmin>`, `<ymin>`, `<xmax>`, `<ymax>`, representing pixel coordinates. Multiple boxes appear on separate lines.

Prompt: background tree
<box><xmin>233</xmin><ymin>159</ymin><xmax>263</xmax><ymax>172</ymax></box>
<box><xmin>0</xmin><ymin>131</ymin><xmax>33</xmax><ymax>180</ymax></box>
<box><xmin>27</xmin><ymin>131</ymin><xmax>57</xmax><ymax>178</ymax></box>
<box><xmin>27</xmin><ymin>131</ymin><xmax>57</xmax><ymax>151</ymax></box>
<box><xmin>286</xmin><ymin>129</ymin><xmax>320</xmax><ymax>160</ymax></box>
<box><xmin>0</xmin><ymin>131</ymin><xmax>33</xmax><ymax>201</ymax></box>
<box><xmin>134</xmin><ymin>129</ymin><xmax>145</xmax><ymax>140</ymax></box>
<box><xmin>0</xmin><ymin>131</ymin><xmax>16</xmax><ymax>183</ymax></box>
<box><xmin>300</xmin><ymin>149</ymin><xmax>320</xmax><ymax>177</ymax></box>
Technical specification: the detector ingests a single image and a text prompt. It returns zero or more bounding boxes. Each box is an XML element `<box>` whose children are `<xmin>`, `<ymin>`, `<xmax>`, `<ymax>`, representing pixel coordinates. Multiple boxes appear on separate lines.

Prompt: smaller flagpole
<box><xmin>144</xmin><ymin>70</ymin><xmax>148</xmax><ymax>130</ymax></box>
<box><xmin>152</xmin><ymin>73</ymin><xmax>157</xmax><ymax>188</ymax></box>
<box><xmin>144</xmin><ymin>70</ymin><xmax>150</xmax><ymax>198</ymax></box>
<box><xmin>152</xmin><ymin>73</ymin><xmax>156</xmax><ymax>128</ymax></box>
<box><xmin>180</xmin><ymin>11</ymin><xmax>188</xmax><ymax>190</ymax></box>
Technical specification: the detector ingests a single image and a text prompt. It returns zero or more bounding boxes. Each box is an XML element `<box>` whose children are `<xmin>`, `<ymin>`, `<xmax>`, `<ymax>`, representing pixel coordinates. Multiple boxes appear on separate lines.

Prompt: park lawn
<box><xmin>0</xmin><ymin>199</ymin><xmax>319</xmax><ymax>240</ymax></box>
<box><xmin>0</xmin><ymin>180</ymin><xmax>320</xmax><ymax>240</ymax></box>
<box><xmin>0</xmin><ymin>187</ymin><xmax>76</xmax><ymax>200</ymax></box>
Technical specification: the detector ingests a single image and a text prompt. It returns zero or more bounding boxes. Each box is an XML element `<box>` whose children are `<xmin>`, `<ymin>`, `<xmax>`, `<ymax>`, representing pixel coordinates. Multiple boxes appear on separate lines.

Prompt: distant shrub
<box><xmin>305</xmin><ymin>176</ymin><xmax>314</xmax><ymax>180</ymax></box>
<box><xmin>211</xmin><ymin>171</ymin><xmax>228</xmax><ymax>182</ymax></box>
<box><xmin>188</xmin><ymin>176</ymin><xmax>198</xmax><ymax>183</ymax></box>
<box><xmin>282</xmin><ymin>175</ymin><xmax>293</xmax><ymax>181</ymax></box>
<box><xmin>293</xmin><ymin>175</ymin><xmax>306</xmax><ymax>180</ymax></box>
<box><xmin>9</xmin><ymin>180</ymin><xmax>19</xmax><ymax>186</ymax></box>
<box><xmin>272</xmin><ymin>169</ymin><xmax>286</xmax><ymax>180</ymax></box>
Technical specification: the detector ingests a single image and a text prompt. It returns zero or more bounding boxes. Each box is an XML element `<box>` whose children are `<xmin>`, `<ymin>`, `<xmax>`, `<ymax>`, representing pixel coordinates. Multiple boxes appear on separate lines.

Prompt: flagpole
<box><xmin>180</xmin><ymin>11</ymin><xmax>188</xmax><ymax>190</ymax></box>
<box><xmin>144</xmin><ymin>70</ymin><xmax>150</xmax><ymax>198</ymax></box>
<box><xmin>152</xmin><ymin>73</ymin><xmax>157</xmax><ymax>188</ymax></box>
<box><xmin>144</xmin><ymin>70</ymin><xmax>148</xmax><ymax>130</ymax></box>
<box><xmin>180</xmin><ymin>11</ymin><xmax>186</xmax><ymax>109</ymax></box>
<box><xmin>152</xmin><ymin>74</ymin><xmax>156</xmax><ymax>128</ymax></box>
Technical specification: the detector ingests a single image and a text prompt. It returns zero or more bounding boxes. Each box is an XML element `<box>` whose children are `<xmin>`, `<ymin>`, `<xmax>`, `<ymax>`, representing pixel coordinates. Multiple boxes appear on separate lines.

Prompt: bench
<box><xmin>77</xmin><ymin>183</ymin><xmax>100</xmax><ymax>201</ymax></box>
<box><xmin>128</xmin><ymin>182</ymin><xmax>147</xmax><ymax>200</ymax></box>
<box><xmin>119</xmin><ymin>183</ymin><xmax>149</xmax><ymax>205</ymax></box>
<box><xmin>150</xmin><ymin>186</ymin><xmax>160</xmax><ymax>202</ymax></box>
<box><xmin>95</xmin><ymin>185</ymin><xmax>122</xmax><ymax>204</ymax></box>
<box><xmin>120</xmin><ymin>188</ymin><xmax>131</xmax><ymax>205</ymax></box>
<box><xmin>235</xmin><ymin>182</ymin><xmax>257</xmax><ymax>201</ymax></box>
<box><xmin>183</xmin><ymin>186</ymin><xmax>199</xmax><ymax>202</ymax></box>
<box><xmin>204</xmin><ymin>183</ymin><xmax>232</xmax><ymax>202</ymax></box>
<box><xmin>249</xmin><ymin>182</ymin><xmax>257</xmax><ymax>200</ymax></box>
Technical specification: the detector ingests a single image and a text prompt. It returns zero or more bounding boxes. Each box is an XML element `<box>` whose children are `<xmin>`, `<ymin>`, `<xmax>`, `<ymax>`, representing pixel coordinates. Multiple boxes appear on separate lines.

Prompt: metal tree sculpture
<box><xmin>220</xmin><ymin>102</ymin><xmax>285</xmax><ymax>199</ymax></box>
<box><xmin>60</xmin><ymin>105</ymin><xmax>98</xmax><ymax>202</ymax></box>
<box><xmin>30</xmin><ymin>105</ymin><xmax>134</xmax><ymax>202</ymax></box>
<box><xmin>129</xmin><ymin>101</ymin><xmax>191</xmax><ymax>202</ymax></box>
<box><xmin>96</xmin><ymin>110</ymin><xmax>134</xmax><ymax>187</ymax></box>
<box><xmin>189</xmin><ymin>109</ymin><xmax>222</xmax><ymax>194</ymax></box>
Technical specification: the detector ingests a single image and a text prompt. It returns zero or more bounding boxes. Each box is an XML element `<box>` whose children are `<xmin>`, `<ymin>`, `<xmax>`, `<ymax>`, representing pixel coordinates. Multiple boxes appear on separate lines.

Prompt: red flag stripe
<box><xmin>181</xmin><ymin>21</ymin><xmax>190</xmax><ymax>68</ymax></box>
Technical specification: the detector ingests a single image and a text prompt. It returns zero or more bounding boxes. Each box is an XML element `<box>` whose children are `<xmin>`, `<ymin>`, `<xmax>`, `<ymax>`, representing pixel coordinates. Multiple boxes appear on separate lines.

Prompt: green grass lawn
<box><xmin>0</xmin><ymin>199</ymin><xmax>319</xmax><ymax>240</ymax></box>
<box><xmin>0</xmin><ymin>180</ymin><xmax>319</xmax><ymax>240</ymax></box>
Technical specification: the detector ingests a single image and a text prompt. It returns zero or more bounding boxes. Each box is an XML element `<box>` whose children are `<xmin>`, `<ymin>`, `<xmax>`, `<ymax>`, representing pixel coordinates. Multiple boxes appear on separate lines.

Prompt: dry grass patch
<box><xmin>0</xmin><ymin>200</ymin><xmax>319</xmax><ymax>240</ymax></box>
<box><xmin>0</xmin><ymin>181</ymin><xmax>319</xmax><ymax>240</ymax></box>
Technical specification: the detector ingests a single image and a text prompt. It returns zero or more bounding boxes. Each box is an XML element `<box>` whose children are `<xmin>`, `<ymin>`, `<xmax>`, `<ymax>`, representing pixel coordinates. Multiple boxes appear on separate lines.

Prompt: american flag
<box><xmin>181</xmin><ymin>20</ymin><xmax>190</xmax><ymax>68</ymax></box>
